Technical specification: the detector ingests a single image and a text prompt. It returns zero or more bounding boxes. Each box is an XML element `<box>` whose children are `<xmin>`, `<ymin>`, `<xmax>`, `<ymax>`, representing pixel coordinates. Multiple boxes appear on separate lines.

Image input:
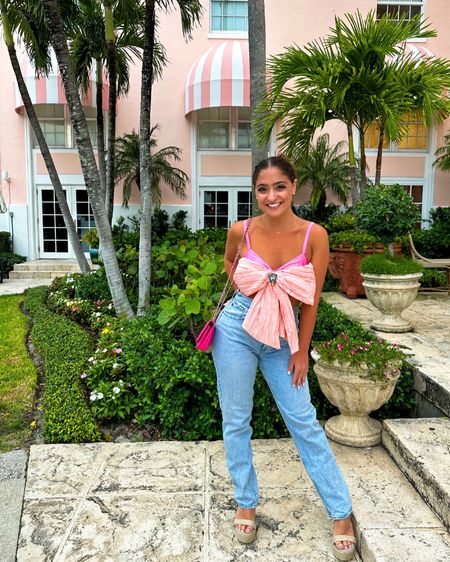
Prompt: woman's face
<box><xmin>254</xmin><ymin>166</ymin><xmax>296</xmax><ymax>217</ymax></box>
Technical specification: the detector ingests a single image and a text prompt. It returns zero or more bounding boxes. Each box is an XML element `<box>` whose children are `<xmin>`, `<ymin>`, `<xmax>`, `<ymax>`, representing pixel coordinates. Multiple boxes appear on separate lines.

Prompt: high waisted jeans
<box><xmin>212</xmin><ymin>291</ymin><xmax>352</xmax><ymax>520</ymax></box>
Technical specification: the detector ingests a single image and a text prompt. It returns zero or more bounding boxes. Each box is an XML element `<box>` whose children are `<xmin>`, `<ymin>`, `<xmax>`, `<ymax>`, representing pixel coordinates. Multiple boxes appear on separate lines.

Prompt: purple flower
<box><xmin>80</xmin><ymin>372</ymin><xmax>88</xmax><ymax>379</ymax></box>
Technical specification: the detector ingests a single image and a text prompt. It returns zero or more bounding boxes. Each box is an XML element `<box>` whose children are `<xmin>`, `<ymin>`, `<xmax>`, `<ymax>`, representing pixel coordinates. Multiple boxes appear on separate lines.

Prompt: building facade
<box><xmin>0</xmin><ymin>0</ymin><xmax>449</xmax><ymax>259</ymax></box>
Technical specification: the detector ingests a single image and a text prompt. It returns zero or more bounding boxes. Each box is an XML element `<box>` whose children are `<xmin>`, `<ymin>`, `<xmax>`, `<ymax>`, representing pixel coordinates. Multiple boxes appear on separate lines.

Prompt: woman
<box><xmin>212</xmin><ymin>156</ymin><xmax>356</xmax><ymax>561</ymax></box>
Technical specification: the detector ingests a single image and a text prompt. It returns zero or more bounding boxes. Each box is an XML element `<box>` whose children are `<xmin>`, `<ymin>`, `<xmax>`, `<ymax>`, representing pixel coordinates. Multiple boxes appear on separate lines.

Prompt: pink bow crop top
<box><xmin>233</xmin><ymin>220</ymin><xmax>316</xmax><ymax>353</ymax></box>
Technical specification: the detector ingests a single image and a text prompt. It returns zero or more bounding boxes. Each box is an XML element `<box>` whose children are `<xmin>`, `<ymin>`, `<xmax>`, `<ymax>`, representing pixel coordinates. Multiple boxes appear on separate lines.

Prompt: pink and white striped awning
<box><xmin>185</xmin><ymin>41</ymin><xmax>250</xmax><ymax>115</ymax></box>
<box><xmin>15</xmin><ymin>50</ymin><xmax>109</xmax><ymax>112</ymax></box>
<box><xmin>386</xmin><ymin>42</ymin><xmax>435</xmax><ymax>64</ymax></box>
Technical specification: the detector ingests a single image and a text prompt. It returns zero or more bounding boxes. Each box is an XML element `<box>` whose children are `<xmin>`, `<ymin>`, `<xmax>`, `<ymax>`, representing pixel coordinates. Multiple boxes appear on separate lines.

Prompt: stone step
<box><xmin>9</xmin><ymin>270</ymin><xmax>72</xmax><ymax>279</ymax></box>
<box><xmin>13</xmin><ymin>261</ymin><xmax>82</xmax><ymax>273</ymax></box>
<box><xmin>332</xmin><ymin>440</ymin><xmax>450</xmax><ymax>562</ymax></box>
<box><xmin>382</xmin><ymin>418</ymin><xmax>450</xmax><ymax>532</ymax></box>
<box><xmin>15</xmin><ymin>439</ymin><xmax>450</xmax><ymax>561</ymax></box>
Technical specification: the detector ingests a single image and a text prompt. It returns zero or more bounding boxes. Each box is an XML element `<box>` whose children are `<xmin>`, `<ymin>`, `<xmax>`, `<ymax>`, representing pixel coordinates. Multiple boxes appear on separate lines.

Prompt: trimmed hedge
<box><xmin>24</xmin><ymin>286</ymin><xmax>100</xmax><ymax>443</ymax></box>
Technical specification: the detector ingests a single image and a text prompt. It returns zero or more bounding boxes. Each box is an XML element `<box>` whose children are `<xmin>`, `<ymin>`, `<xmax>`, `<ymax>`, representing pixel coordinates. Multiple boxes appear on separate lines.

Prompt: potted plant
<box><xmin>312</xmin><ymin>333</ymin><xmax>404</xmax><ymax>447</ymax></box>
<box><xmin>354</xmin><ymin>183</ymin><xmax>420</xmax><ymax>251</ymax></box>
<box><xmin>360</xmin><ymin>253</ymin><xmax>424</xmax><ymax>332</ymax></box>
<box><xmin>328</xmin><ymin>230</ymin><xmax>382</xmax><ymax>299</ymax></box>
<box><xmin>82</xmin><ymin>228</ymin><xmax>99</xmax><ymax>260</ymax></box>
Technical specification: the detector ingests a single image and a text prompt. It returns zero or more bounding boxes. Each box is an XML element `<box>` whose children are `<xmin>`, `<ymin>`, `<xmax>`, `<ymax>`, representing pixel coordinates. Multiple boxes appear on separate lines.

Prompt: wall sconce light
<box><xmin>2</xmin><ymin>170</ymin><xmax>10</xmax><ymax>183</ymax></box>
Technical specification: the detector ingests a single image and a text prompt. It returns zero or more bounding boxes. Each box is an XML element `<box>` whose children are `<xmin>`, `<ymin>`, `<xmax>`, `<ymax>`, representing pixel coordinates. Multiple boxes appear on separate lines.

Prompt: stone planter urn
<box><xmin>312</xmin><ymin>357</ymin><xmax>400</xmax><ymax>447</ymax></box>
<box><xmin>361</xmin><ymin>272</ymin><xmax>422</xmax><ymax>332</ymax></box>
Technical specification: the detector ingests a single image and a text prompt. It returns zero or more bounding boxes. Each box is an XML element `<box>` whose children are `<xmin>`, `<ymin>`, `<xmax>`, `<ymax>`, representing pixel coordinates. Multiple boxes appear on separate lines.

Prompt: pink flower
<box><xmin>337</xmin><ymin>344</ymin><xmax>344</xmax><ymax>351</ymax></box>
<box><xmin>351</xmin><ymin>349</ymin><xmax>356</xmax><ymax>355</ymax></box>
<box><xmin>113</xmin><ymin>348</ymin><xmax>123</xmax><ymax>354</ymax></box>
<box><xmin>80</xmin><ymin>372</ymin><xmax>88</xmax><ymax>379</ymax></box>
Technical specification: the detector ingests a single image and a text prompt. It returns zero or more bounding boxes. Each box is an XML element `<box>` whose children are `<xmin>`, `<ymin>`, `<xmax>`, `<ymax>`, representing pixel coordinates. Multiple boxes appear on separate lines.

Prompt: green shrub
<box><xmin>82</xmin><ymin>298</ymin><xmax>414</xmax><ymax>438</ymax></box>
<box><xmin>74</xmin><ymin>268</ymin><xmax>112</xmax><ymax>301</ymax></box>
<box><xmin>0</xmin><ymin>231</ymin><xmax>11</xmax><ymax>252</ymax></box>
<box><xmin>420</xmin><ymin>268</ymin><xmax>447</xmax><ymax>288</ymax></box>
<box><xmin>410</xmin><ymin>208</ymin><xmax>450</xmax><ymax>259</ymax></box>
<box><xmin>360</xmin><ymin>253</ymin><xmax>424</xmax><ymax>275</ymax></box>
<box><xmin>355</xmin><ymin>184</ymin><xmax>420</xmax><ymax>241</ymax></box>
<box><xmin>329</xmin><ymin>231</ymin><xmax>378</xmax><ymax>253</ymax></box>
<box><xmin>293</xmin><ymin>203</ymin><xmax>340</xmax><ymax>224</ymax></box>
<box><xmin>24</xmin><ymin>286</ymin><xmax>100</xmax><ymax>443</ymax></box>
<box><xmin>325</xmin><ymin>211</ymin><xmax>356</xmax><ymax>233</ymax></box>
<box><xmin>0</xmin><ymin>252</ymin><xmax>26</xmax><ymax>277</ymax></box>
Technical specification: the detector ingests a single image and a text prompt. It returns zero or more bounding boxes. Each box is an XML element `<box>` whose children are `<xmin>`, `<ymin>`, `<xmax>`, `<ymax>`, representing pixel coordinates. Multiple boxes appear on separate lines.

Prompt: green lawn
<box><xmin>0</xmin><ymin>294</ymin><xmax>37</xmax><ymax>452</ymax></box>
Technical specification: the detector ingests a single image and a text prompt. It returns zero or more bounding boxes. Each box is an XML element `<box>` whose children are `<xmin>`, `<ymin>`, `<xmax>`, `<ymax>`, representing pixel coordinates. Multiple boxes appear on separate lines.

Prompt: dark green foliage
<box><xmin>152</xmin><ymin>208</ymin><xmax>170</xmax><ymax>241</ymax></box>
<box><xmin>24</xmin><ymin>287</ymin><xmax>100</xmax><ymax>443</ymax></box>
<box><xmin>360</xmin><ymin>253</ymin><xmax>424</xmax><ymax>275</ymax></box>
<box><xmin>293</xmin><ymin>203</ymin><xmax>340</xmax><ymax>226</ymax></box>
<box><xmin>324</xmin><ymin>211</ymin><xmax>356</xmax><ymax>233</ymax></box>
<box><xmin>171</xmin><ymin>210</ymin><xmax>188</xmax><ymax>231</ymax></box>
<box><xmin>0</xmin><ymin>252</ymin><xmax>26</xmax><ymax>278</ymax></box>
<box><xmin>411</xmin><ymin>207</ymin><xmax>450</xmax><ymax>259</ymax></box>
<box><xmin>355</xmin><ymin>184</ymin><xmax>420</xmax><ymax>241</ymax></box>
<box><xmin>329</xmin><ymin>231</ymin><xmax>378</xmax><ymax>253</ymax></box>
<box><xmin>0</xmin><ymin>231</ymin><xmax>12</xmax><ymax>252</ymax></box>
<box><xmin>419</xmin><ymin>268</ymin><xmax>447</xmax><ymax>288</ymax></box>
<box><xmin>112</xmin><ymin>216</ymin><xmax>140</xmax><ymax>251</ymax></box>
<box><xmin>74</xmin><ymin>268</ymin><xmax>112</xmax><ymax>301</ymax></box>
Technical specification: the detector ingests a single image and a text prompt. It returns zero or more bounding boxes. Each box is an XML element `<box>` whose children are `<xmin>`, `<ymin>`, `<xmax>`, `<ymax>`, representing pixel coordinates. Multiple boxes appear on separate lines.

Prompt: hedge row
<box><xmin>24</xmin><ymin>286</ymin><xmax>100</xmax><ymax>443</ymax></box>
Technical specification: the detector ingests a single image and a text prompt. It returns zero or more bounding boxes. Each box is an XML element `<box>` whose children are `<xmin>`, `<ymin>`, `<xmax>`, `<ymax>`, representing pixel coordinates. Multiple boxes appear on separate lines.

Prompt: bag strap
<box><xmin>213</xmin><ymin>219</ymin><xmax>252</xmax><ymax>321</ymax></box>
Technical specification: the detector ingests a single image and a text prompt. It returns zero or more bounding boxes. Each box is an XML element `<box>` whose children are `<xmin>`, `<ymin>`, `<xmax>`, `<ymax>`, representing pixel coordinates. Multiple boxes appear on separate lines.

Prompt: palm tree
<box><xmin>42</xmin><ymin>0</ymin><xmax>134</xmax><ymax>319</ymax></box>
<box><xmin>294</xmin><ymin>134</ymin><xmax>351</xmax><ymax>218</ymax></box>
<box><xmin>137</xmin><ymin>0</ymin><xmax>201</xmax><ymax>315</ymax></box>
<box><xmin>256</xmin><ymin>11</ymin><xmax>436</xmax><ymax>203</ymax></box>
<box><xmin>434</xmin><ymin>131</ymin><xmax>450</xmax><ymax>171</ymax></box>
<box><xmin>373</xmin><ymin>55</ymin><xmax>450</xmax><ymax>184</ymax></box>
<box><xmin>248</xmin><ymin>0</ymin><xmax>268</xmax><ymax>212</ymax></box>
<box><xmin>115</xmin><ymin>128</ymin><xmax>189</xmax><ymax>207</ymax></box>
<box><xmin>0</xmin><ymin>0</ymin><xmax>90</xmax><ymax>273</ymax></box>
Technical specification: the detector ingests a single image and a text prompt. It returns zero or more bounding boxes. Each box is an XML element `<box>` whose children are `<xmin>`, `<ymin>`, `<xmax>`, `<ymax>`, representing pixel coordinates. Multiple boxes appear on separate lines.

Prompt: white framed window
<box><xmin>211</xmin><ymin>1</ymin><xmax>248</xmax><ymax>32</ymax></box>
<box><xmin>401</xmin><ymin>183</ymin><xmax>423</xmax><ymax>216</ymax></box>
<box><xmin>376</xmin><ymin>1</ymin><xmax>424</xmax><ymax>22</ymax></box>
<box><xmin>33</xmin><ymin>104</ymin><xmax>103</xmax><ymax>148</ymax></box>
<box><xmin>200</xmin><ymin>187</ymin><xmax>252</xmax><ymax>228</ymax></box>
<box><xmin>365</xmin><ymin>112</ymin><xmax>428</xmax><ymax>151</ymax></box>
<box><xmin>197</xmin><ymin>107</ymin><xmax>251</xmax><ymax>150</ymax></box>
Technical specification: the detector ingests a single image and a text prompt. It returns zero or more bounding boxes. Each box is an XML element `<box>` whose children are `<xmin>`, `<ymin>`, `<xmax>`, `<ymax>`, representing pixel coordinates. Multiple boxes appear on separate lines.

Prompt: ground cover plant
<box><xmin>24</xmin><ymin>287</ymin><xmax>100</xmax><ymax>443</ymax></box>
<box><xmin>0</xmin><ymin>295</ymin><xmax>37</xmax><ymax>452</ymax></box>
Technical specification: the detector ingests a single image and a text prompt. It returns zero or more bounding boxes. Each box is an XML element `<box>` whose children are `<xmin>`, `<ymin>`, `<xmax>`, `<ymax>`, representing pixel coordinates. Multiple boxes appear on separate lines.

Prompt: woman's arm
<box><xmin>289</xmin><ymin>225</ymin><xmax>330</xmax><ymax>388</ymax></box>
<box><xmin>224</xmin><ymin>221</ymin><xmax>245</xmax><ymax>288</ymax></box>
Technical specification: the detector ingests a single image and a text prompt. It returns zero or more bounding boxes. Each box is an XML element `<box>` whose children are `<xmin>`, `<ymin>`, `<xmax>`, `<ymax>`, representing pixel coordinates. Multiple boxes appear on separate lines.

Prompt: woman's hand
<box><xmin>288</xmin><ymin>350</ymin><xmax>309</xmax><ymax>388</ymax></box>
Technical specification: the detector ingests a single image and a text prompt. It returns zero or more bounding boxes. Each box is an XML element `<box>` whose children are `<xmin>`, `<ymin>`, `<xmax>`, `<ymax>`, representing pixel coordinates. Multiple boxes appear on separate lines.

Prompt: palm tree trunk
<box><xmin>96</xmin><ymin>59</ymin><xmax>107</xmax><ymax>195</ymax></box>
<box><xmin>248</xmin><ymin>0</ymin><xmax>268</xmax><ymax>215</ymax></box>
<box><xmin>104</xmin><ymin>5</ymin><xmax>116</xmax><ymax>225</ymax></box>
<box><xmin>359</xmin><ymin>127</ymin><xmax>367</xmax><ymax>200</ymax></box>
<box><xmin>42</xmin><ymin>0</ymin><xmax>134</xmax><ymax>319</ymax></box>
<box><xmin>375</xmin><ymin>124</ymin><xmax>384</xmax><ymax>185</ymax></box>
<box><xmin>137</xmin><ymin>0</ymin><xmax>156</xmax><ymax>316</ymax></box>
<box><xmin>1</xmin><ymin>1</ymin><xmax>90</xmax><ymax>273</ymax></box>
<box><xmin>347</xmin><ymin>123</ymin><xmax>358</xmax><ymax>204</ymax></box>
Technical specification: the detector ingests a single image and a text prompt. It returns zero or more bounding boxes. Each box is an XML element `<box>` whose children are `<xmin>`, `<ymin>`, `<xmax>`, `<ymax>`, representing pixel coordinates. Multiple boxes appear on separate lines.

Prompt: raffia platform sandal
<box><xmin>234</xmin><ymin>518</ymin><xmax>257</xmax><ymax>544</ymax></box>
<box><xmin>332</xmin><ymin>535</ymin><xmax>356</xmax><ymax>561</ymax></box>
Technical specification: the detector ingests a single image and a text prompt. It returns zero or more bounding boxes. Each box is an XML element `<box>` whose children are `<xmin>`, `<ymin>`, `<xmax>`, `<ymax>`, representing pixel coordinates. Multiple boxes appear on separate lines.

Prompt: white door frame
<box><xmin>199</xmin><ymin>186</ymin><xmax>252</xmax><ymax>228</ymax></box>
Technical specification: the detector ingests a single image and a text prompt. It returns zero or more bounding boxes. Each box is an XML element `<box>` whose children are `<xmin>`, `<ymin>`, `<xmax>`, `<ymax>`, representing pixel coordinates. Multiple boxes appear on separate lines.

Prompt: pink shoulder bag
<box><xmin>195</xmin><ymin>220</ymin><xmax>251</xmax><ymax>351</ymax></box>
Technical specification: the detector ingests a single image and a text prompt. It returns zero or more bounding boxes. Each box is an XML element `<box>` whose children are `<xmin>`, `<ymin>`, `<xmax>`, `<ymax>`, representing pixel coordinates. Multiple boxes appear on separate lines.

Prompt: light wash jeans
<box><xmin>212</xmin><ymin>291</ymin><xmax>352</xmax><ymax>520</ymax></box>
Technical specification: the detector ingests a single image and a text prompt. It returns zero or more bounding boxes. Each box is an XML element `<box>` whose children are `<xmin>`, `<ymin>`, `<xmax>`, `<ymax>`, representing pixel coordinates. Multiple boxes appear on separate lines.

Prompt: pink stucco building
<box><xmin>0</xmin><ymin>0</ymin><xmax>449</xmax><ymax>259</ymax></box>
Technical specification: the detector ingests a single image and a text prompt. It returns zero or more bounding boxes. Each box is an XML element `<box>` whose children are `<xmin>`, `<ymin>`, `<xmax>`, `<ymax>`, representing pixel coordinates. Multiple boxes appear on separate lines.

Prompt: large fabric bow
<box><xmin>234</xmin><ymin>258</ymin><xmax>316</xmax><ymax>353</ymax></box>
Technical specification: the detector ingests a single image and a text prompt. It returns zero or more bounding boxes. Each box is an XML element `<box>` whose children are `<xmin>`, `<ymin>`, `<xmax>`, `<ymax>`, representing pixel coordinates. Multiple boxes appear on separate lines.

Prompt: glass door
<box><xmin>200</xmin><ymin>187</ymin><xmax>252</xmax><ymax>228</ymax></box>
<box><xmin>37</xmin><ymin>186</ymin><xmax>95</xmax><ymax>258</ymax></box>
<box><xmin>38</xmin><ymin>188</ymin><xmax>70</xmax><ymax>258</ymax></box>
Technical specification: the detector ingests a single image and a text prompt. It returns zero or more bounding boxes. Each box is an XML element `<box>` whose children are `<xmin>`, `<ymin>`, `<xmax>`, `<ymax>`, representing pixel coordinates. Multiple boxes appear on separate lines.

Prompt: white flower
<box><xmin>88</xmin><ymin>356</ymin><xmax>94</xmax><ymax>363</ymax></box>
<box><xmin>113</xmin><ymin>386</ymin><xmax>121</xmax><ymax>394</ymax></box>
<box><xmin>96</xmin><ymin>312</ymin><xmax>101</xmax><ymax>318</ymax></box>
<box><xmin>118</xmin><ymin>379</ymin><xmax>124</xmax><ymax>385</ymax></box>
<box><xmin>108</xmin><ymin>303</ymin><xmax>113</xmax><ymax>310</ymax></box>
<box><xmin>112</xmin><ymin>362</ymin><xmax>119</xmax><ymax>369</ymax></box>
<box><xmin>97</xmin><ymin>392</ymin><xmax>104</xmax><ymax>399</ymax></box>
<box><xmin>90</xmin><ymin>392</ymin><xmax>97</xmax><ymax>401</ymax></box>
<box><xmin>102</xmin><ymin>348</ymin><xmax>108</xmax><ymax>353</ymax></box>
